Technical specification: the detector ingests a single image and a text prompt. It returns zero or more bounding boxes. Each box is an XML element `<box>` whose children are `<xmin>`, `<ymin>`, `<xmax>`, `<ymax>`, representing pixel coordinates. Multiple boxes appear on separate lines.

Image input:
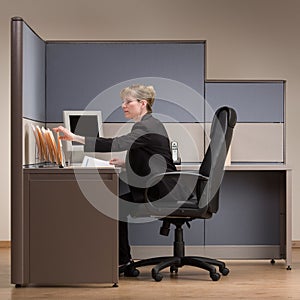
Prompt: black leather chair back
<box><xmin>133</xmin><ymin>106</ymin><xmax>237</xmax><ymax>220</ymax></box>
<box><xmin>198</xmin><ymin>107</ymin><xmax>237</xmax><ymax>214</ymax></box>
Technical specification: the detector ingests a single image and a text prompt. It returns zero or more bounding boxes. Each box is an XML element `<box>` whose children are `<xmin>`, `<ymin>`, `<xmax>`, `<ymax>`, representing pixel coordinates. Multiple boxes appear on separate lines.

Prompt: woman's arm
<box><xmin>53</xmin><ymin>126</ymin><xmax>85</xmax><ymax>144</ymax></box>
<box><xmin>54</xmin><ymin>121</ymin><xmax>149</xmax><ymax>153</ymax></box>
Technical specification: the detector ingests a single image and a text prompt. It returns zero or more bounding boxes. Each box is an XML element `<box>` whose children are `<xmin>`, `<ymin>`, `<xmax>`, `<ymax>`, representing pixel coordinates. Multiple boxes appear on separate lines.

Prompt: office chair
<box><xmin>121</xmin><ymin>106</ymin><xmax>237</xmax><ymax>281</ymax></box>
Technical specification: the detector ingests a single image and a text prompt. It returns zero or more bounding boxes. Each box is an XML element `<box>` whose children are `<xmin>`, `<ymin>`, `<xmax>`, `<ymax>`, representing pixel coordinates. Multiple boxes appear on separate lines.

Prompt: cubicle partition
<box><xmin>206</xmin><ymin>81</ymin><xmax>285</xmax><ymax>163</ymax></box>
<box><xmin>11</xmin><ymin>17</ymin><xmax>290</xmax><ymax>286</ymax></box>
<box><xmin>16</xmin><ymin>17</ymin><xmax>286</xmax><ymax>167</ymax></box>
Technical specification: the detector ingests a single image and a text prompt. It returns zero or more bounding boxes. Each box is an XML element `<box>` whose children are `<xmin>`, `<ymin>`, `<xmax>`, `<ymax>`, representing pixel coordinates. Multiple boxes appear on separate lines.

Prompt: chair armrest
<box><xmin>144</xmin><ymin>171</ymin><xmax>209</xmax><ymax>209</ymax></box>
<box><xmin>146</xmin><ymin>171</ymin><xmax>208</xmax><ymax>187</ymax></box>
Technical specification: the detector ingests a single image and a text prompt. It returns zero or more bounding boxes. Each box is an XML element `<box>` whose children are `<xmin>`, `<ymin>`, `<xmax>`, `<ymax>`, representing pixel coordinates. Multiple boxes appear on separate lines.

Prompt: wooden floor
<box><xmin>1</xmin><ymin>248</ymin><xmax>300</xmax><ymax>299</ymax></box>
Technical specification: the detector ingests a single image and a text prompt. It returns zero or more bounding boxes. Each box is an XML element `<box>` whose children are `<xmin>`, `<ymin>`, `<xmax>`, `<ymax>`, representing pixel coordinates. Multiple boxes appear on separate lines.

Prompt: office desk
<box><xmin>175</xmin><ymin>163</ymin><xmax>292</xmax><ymax>269</ymax></box>
<box><xmin>13</xmin><ymin>163</ymin><xmax>292</xmax><ymax>287</ymax></box>
<box><xmin>12</xmin><ymin>166</ymin><xmax>120</xmax><ymax>287</ymax></box>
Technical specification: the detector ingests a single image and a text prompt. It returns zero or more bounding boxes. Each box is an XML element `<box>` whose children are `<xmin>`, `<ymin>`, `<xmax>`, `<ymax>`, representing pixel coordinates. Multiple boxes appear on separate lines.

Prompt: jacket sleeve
<box><xmin>84</xmin><ymin>122</ymin><xmax>150</xmax><ymax>153</ymax></box>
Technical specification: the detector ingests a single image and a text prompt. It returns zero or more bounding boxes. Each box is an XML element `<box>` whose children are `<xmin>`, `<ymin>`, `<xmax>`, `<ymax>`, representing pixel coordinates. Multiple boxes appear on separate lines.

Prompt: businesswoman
<box><xmin>54</xmin><ymin>84</ymin><xmax>177</xmax><ymax>275</ymax></box>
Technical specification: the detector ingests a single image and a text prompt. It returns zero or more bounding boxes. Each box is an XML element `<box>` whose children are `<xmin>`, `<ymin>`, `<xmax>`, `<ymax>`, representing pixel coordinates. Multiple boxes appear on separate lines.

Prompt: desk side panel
<box><xmin>26</xmin><ymin>171</ymin><xmax>118</xmax><ymax>284</ymax></box>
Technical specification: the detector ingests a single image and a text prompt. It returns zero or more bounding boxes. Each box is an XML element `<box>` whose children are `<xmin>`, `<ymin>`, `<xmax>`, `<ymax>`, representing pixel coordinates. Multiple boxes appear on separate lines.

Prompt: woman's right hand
<box><xmin>53</xmin><ymin>126</ymin><xmax>76</xmax><ymax>141</ymax></box>
<box><xmin>53</xmin><ymin>126</ymin><xmax>86</xmax><ymax>144</ymax></box>
<box><xmin>109</xmin><ymin>158</ymin><xmax>125</xmax><ymax>167</ymax></box>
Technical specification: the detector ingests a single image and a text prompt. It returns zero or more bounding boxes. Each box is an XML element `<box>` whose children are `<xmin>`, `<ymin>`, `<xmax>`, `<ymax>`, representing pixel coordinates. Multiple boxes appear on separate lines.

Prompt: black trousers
<box><xmin>119</xmin><ymin>220</ymin><xmax>131</xmax><ymax>265</ymax></box>
<box><xmin>119</xmin><ymin>192</ymin><xmax>134</xmax><ymax>265</ymax></box>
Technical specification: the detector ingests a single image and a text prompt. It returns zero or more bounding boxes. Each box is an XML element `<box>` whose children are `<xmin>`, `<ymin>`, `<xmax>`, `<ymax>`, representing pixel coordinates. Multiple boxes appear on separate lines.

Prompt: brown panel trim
<box><xmin>4</xmin><ymin>240</ymin><xmax>300</xmax><ymax>249</ymax></box>
<box><xmin>11</xmin><ymin>17</ymin><xmax>24</xmax><ymax>284</ymax></box>
<box><xmin>292</xmin><ymin>241</ymin><xmax>300</xmax><ymax>248</ymax></box>
<box><xmin>205</xmin><ymin>79</ymin><xmax>286</xmax><ymax>83</ymax></box>
<box><xmin>46</xmin><ymin>39</ymin><xmax>206</xmax><ymax>44</ymax></box>
<box><xmin>0</xmin><ymin>241</ymin><xmax>11</xmax><ymax>248</ymax></box>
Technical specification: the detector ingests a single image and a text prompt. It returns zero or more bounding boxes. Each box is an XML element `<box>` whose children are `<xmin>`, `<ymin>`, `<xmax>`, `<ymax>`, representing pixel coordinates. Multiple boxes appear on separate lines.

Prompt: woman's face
<box><xmin>121</xmin><ymin>95</ymin><xmax>144</xmax><ymax>120</ymax></box>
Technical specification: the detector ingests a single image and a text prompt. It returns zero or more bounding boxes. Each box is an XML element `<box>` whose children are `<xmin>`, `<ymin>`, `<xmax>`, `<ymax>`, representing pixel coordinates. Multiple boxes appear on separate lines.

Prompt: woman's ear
<box><xmin>141</xmin><ymin>99</ymin><xmax>147</xmax><ymax>107</ymax></box>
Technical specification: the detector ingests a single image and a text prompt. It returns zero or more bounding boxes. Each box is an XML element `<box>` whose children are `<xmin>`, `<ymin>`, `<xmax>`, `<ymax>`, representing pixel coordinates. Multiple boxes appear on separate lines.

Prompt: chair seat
<box><xmin>132</xmin><ymin>201</ymin><xmax>212</xmax><ymax>219</ymax></box>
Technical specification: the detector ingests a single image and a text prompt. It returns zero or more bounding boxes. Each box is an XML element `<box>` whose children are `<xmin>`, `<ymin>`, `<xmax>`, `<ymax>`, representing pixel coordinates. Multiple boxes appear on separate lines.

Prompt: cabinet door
<box><xmin>27</xmin><ymin>172</ymin><xmax>118</xmax><ymax>284</ymax></box>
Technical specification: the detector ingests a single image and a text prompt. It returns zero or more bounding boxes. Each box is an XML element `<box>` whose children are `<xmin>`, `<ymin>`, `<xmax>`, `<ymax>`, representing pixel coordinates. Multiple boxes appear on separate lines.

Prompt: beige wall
<box><xmin>1</xmin><ymin>0</ymin><xmax>300</xmax><ymax>240</ymax></box>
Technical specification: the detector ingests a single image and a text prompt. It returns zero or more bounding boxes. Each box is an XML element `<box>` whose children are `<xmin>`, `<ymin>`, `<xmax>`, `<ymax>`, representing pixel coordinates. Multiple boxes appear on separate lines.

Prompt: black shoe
<box><xmin>119</xmin><ymin>260</ymin><xmax>132</xmax><ymax>273</ymax></box>
<box><xmin>119</xmin><ymin>260</ymin><xmax>140</xmax><ymax>277</ymax></box>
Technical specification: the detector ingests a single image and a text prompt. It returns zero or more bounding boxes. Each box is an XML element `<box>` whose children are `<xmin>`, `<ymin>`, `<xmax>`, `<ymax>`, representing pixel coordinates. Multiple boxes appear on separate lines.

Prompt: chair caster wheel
<box><xmin>124</xmin><ymin>267</ymin><xmax>140</xmax><ymax>277</ymax></box>
<box><xmin>170</xmin><ymin>265</ymin><xmax>178</xmax><ymax>273</ymax></box>
<box><xmin>210</xmin><ymin>272</ymin><xmax>221</xmax><ymax>281</ymax></box>
<box><xmin>220</xmin><ymin>267</ymin><xmax>230</xmax><ymax>276</ymax></box>
<box><xmin>120</xmin><ymin>260</ymin><xmax>140</xmax><ymax>277</ymax></box>
<box><xmin>152</xmin><ymin>270</ymin><xmax>163</xmax><ymax>282</ymax></box>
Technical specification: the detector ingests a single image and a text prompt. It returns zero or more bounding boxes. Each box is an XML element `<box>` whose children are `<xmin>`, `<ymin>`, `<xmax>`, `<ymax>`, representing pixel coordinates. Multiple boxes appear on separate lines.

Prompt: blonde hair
<box><xmin>120</xmin><ymin>84</ymin><xmax>156</xmax><ymax>113</ymax></box>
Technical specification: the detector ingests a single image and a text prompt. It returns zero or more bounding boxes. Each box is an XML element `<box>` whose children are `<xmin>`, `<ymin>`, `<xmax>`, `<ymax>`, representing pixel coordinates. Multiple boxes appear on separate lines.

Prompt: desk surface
<box><xmin>176</xmin><ymin>163</ymin><xmax>291</xmax><ymax>171</ymax></box>
<box><xmin>23</xmin><ymin>165</ymin><xmax>121</xmax><ymax>174</ymax></box>
<box><xmin>23</xmin><ymin>163</ymin><xmax>291</xmax><ymax>172</ymax></box>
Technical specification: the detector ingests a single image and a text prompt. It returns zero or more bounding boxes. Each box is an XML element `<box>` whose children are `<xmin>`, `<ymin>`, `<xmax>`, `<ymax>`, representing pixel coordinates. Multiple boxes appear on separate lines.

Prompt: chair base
<box><xmin>131</xmin><ymin>255</ymin><xmax>229</xmax><ymax>281</ymax></box>
<box><xmin>122</xmin><ymin>220</ymin><xmax>230</xmax><ymax>281</ymax></box>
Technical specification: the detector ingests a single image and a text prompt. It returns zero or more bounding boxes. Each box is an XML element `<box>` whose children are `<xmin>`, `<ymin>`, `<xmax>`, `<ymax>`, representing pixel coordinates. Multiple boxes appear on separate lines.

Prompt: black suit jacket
<box><xmin>84</xmin><ymin>113</ymin><xmax>176</xmax><ymax>203</ymax></box>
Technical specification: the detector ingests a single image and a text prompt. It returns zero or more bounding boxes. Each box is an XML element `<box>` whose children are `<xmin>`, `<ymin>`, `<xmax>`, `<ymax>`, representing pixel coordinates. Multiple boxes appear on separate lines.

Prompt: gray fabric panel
<box><xmin>205</xmin><ymin>171</ymin><xmax>281</xmax><ymax>245</ymax></box>
<box><xmin>23</xmin><ymin>23</ymin><xmax>46</xmax><ymax>122</ymax></box>
<box><xmin>130</xmin><ymin>171</ymin><xmax>281</xmax><ymax>246</ymax></box>
<box><xmin>46</xmin><ymin>42</ymin><xmax>205</xmax><ymax>123</ymax></box>
<box><xmin>129</xmin><ymin>219</ymin><xmax>205</xmax><ymax>246</ymax></box>
<box><xmin>205</xmin><ymin>82</ymin><xmax>284</xmax><ymax>122</ymax></box>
